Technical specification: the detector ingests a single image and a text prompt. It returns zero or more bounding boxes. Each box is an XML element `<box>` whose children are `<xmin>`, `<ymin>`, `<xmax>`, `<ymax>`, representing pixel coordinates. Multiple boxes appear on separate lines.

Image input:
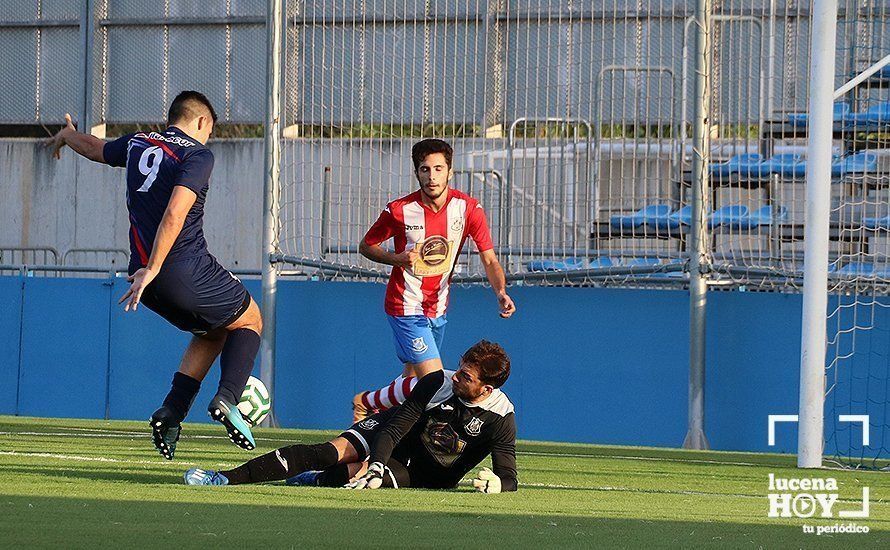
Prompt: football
<box><xmin>237</xmin><ymin>376</ymin><xmax>271</xmax><ymax>426</ymax></box>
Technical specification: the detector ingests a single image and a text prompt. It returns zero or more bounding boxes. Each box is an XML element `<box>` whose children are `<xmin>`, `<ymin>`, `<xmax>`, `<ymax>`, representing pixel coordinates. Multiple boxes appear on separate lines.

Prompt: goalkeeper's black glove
<box><xmin>345</xmin><ymin>461</ymin><xmax>385</xmax><ymax>490</ymax></box>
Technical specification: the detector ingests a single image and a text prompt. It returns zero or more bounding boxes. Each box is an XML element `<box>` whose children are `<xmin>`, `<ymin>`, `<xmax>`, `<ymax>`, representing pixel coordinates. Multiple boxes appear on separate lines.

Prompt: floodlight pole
<box><xmin>798</xmin><ymin>0</ymin><xmax>838</xmax><ymax>469</ymax></box>
<box><xmin>260</xmin><ymin>0</ymin><xmax>283</xmax><ymax>427</ymax></box>
<box><xmin>683</xmin><ymin>0</ymin><xmax>711</xmax><ymax>451</ymax></box>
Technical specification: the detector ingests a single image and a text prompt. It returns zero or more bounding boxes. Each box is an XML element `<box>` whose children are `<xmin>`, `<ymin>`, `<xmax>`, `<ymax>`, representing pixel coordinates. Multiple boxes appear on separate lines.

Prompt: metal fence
<box><xmin>0</xmin><ymin>1</ymin><xmax>867</xmax><ymax>128</ymax></box>
<box><xmin>1</xmin><ymin>0</ymin><xmax>267</xmax><ymax>128</ymax></box>
<box><xmin>6</xmin><ymin>0</ymin><xmax>890</xmax><ymax>290</ymax></box>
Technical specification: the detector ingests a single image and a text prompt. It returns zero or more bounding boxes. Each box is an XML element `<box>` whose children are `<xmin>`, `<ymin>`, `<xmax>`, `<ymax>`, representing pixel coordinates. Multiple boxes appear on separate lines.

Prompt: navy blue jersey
<box><xmin>103</xmin><ymin>127</ymin><xmax>213</xmax><ymax>272</ymax></box>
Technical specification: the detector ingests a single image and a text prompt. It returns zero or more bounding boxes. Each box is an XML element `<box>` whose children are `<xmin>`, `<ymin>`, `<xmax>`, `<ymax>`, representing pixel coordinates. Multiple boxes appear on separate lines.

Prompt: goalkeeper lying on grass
<box><xmin>184</xmin><ymin>340</ymin><xmax>517</xmax><ymax>493</ymax></box>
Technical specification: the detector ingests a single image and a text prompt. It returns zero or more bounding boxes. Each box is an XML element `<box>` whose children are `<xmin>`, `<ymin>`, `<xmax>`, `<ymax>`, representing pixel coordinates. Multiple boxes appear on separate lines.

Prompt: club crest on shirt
<box><xmin>411</xmin><ymin>337</ymin><xmax>428</xmax><ymax>353</ymax></box>
<box><xmin>465</xmin><ymin>417</ymin><xmax>484</xmax><ymax>436</ymax></box>
<box><xmin>358</xmin><ymin>418</ymin><xmax>379</xmax><ymax>430</ymax></box>
<box><xmin>451</xmin><ymin>217</ymin><xmax>464</xmax><ymax>232</ymax></box>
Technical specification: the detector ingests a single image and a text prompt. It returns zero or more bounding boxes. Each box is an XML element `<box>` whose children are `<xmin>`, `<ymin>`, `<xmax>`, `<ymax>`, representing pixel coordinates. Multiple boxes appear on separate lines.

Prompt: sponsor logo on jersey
<box><xmin>451</xmin><ymin>217</ymin><xmax>464</xmax><ymax>232</ymax></box>
<box><xmin>405</xmin><ymin>224</ymin><xmax>424</xmax><ymax>231</ymax></box>
<box><xmin>358</xmin><ymin>418</ymin><xmax>379</xmax><ymax>430</ymax></box>
<box><xmin>411</xmin><ymin>337</ymin><xmax>429</xmax><ymax>353</ymax></box>
<box><xmin>427</xmin><ymin>422</ymin><xmax>467</xmax><ymax>454</ymax></box>
<box><xmin>440</xmin><ymin>404</ymin><xmax>454</xmax><ymax>411</ymax></box>
<box><xmin>419</xmin><ymin>236</ymin><xmax>449</xmax><ymax>266</ymax></box>
<box><xmin>275</xmin><ymin>449</ymin><xmax>289</xmax><ymax>471</ymax></box>
<box><xmin>135</xmin><ymin>131</ymin><xmax>196</xmax><ymax>148</ymax></box>
<box><xmin>465</xmin><ymin>417</ymin><xmax>484</xmax><ymax>436</ymax></box>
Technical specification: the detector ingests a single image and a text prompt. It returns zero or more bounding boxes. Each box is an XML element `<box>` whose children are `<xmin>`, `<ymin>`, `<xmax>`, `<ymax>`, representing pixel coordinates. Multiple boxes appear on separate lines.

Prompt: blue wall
<box><xmin>1</xmin><ymin>276</ymin><xmax>882</xmax><ymax>456</ymax></box>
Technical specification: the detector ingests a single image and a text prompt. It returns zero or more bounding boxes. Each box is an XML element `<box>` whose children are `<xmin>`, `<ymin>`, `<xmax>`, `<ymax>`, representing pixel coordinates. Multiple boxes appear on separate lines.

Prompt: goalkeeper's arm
<box><xmin>475</xmin><ymin>414</ymin><xmax>518</xmax><ymax>493</ymax></box>
<box><xmin>367</xmin><ymin>370</ymin><xmax>447</xmax><ymax>467</ymax></box>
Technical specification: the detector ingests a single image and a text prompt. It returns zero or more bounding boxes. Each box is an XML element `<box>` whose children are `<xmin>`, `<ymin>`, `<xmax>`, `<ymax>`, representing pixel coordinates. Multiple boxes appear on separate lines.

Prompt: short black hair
<box><xmin>461</xmin><ymin>340</ymin><xmax>511</xmax><ymax>389</ymax></box>
<box><xmin>411</xmin><ymin>139</ymin><xmax>453</xmax><ymax>170</ymax></box>
<box><xmin>167</xmin><ymin>91</ymin><xmax>218</xmax><ymax>126</ymax></box>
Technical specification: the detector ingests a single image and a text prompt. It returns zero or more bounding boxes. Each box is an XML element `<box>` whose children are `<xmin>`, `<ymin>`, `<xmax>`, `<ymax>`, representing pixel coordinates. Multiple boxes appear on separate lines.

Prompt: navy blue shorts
<box><xmin>137</xmin><ymin>254</ymin><xmax>250</xmax><ymax>336</ymax></box>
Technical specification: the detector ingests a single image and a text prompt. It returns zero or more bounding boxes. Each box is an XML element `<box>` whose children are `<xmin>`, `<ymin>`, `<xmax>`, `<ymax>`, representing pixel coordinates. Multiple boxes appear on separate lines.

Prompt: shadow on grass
<box><xmin>0</xmin><ymin>495</ymin><xmax>882</xmax><ymax>549</ymax></box>
<box><xmin>0</xmin><ymin>465</ymin><xmax>179</xmax><ymax>485</ymax></box>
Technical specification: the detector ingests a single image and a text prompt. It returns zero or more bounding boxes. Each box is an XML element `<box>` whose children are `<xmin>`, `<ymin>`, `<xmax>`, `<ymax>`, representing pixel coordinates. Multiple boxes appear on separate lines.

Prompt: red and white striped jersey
<box><xmin>363</xmin><ymin>188</ymin><xmax>494</xmax><ymax>318</ymax></box>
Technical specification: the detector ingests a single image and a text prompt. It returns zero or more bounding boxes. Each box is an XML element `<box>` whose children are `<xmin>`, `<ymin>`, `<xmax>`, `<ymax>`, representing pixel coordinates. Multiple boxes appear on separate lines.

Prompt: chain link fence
<box><xmin>1</xmin><ymin>0</ymin><xmax>267</xmax><ymax>129</ymax></box>
<box><xmin>276</xmin><ymin>0</ymin><xmax>867</xmax><ymax>288</ymax></box>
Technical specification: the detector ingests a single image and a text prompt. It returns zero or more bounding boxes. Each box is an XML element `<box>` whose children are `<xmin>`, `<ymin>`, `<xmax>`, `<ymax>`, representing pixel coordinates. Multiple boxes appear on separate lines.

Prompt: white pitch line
<box><xmin>520</xmin><ymin>481</ymin><xmax>762</xmax><ymax>499</ymax></box>
<box><xmin>455</xmin><ymin>479</ymin><xmax>762</xmax><ymax>499</ymax></box>
<box><xmin>0</xmin><ymin>431</ymin><xmax>297</xmax><ymax>443</ymax></box>
<box><xmin>0</xmin><ymin>431</ymin><xmax>779</xmax><ymax>468</ymax></box>
<box><xmin>517</xmin><ymin>451</ymin><xmax>763</xmax><ymax>467</ymax></box>
<box><xmin>0</xmin><ymin>450</ymin><xmax>189</xmax><ymax>466</ymax></box>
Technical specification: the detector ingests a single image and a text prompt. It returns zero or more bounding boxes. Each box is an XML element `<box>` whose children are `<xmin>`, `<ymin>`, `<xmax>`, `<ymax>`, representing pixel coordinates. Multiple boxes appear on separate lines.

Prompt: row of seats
<box><xmin>526</xmin><ymin>256</ymin><xmax>684</xmax><ymax>276</ymax></box>
<box><xmin>609</xmin><ymin>204</ymin><xmax>788</xmax><ymax>230</ymax></box>
<box><xmin>527</xmin><ymin>255</ymin><xmax>890</xmax><ymax>279</ymax></box>
<box><xmin>710</xmin><ymin>152</ymin><xmax>877</xmax><ymax>179</ymax></box>
<box><xmin>863</xmin><ymin>215</ymin><xmax>890</xmax><ymax>230</ymax></box>
<box><xmin>832</xmin><ymin>262</ymin><xmax>890</xmax><ymax>278</ymax></box>
<box><xmin>787</xmin><ymin>101</ymin><xmax>890</xmax><ymax>128</ymax></box>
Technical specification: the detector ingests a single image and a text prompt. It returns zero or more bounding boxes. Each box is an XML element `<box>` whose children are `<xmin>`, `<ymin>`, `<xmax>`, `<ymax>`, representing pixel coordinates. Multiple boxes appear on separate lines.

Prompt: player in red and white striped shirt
<box><xmin>354</xmin><ymin>139</ymin><xmax>515</xmax><ymax>420</ymax></box>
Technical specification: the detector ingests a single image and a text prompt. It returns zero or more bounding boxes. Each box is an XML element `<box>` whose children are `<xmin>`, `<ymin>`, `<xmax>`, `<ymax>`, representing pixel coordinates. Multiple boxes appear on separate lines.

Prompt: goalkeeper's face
<box><xmin>451</xmin><ymin>362</ymin><xmax>493</xmax><ymax>402</ymax></box>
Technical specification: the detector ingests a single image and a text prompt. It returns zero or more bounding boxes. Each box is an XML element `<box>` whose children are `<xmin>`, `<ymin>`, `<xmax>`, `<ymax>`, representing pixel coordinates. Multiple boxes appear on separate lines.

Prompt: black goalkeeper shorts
<box><xmin>340</xmin><ymin>410</ymin><xmax>450</xmax><ymax>490</ymax></box>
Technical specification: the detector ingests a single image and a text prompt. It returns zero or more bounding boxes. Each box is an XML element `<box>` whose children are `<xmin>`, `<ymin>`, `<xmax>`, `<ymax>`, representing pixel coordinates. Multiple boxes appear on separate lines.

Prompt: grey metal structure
<box><xmin>3</xmin><ymin>1</ymin><xmax>876</xmax><ymax>127</ymax></box>
<box><xmin>683</xmin><ymin>0</ymin><xmax>712</xmax><ymax>451</ymax></box>
<box><xmin>260</xmin><ymin>0</ymin><xmax>283</xmax><ymax>428</ymax></box>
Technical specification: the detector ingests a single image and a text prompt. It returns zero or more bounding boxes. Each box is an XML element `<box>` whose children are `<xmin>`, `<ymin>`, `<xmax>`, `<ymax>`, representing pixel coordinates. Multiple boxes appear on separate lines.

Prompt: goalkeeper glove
<box><xmin>346</xmin><ymin>461</ymin><xmax>385</xmax><ymax>490</ymax></box>
<box><xmin>472</xmin><ymin>467</ymin><xmax>502</xmax><ymax>494</ymax></box>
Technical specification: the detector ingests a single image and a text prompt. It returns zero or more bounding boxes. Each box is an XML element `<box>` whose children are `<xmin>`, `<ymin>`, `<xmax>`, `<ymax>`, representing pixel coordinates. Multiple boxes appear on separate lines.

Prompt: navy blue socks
<box><xmin>216</xmin><ymin>328</ymin><xmax>261</xmax><ymax>404</ymax></box>
<box><xmin>162</xmin><ymin>372</ymin><xmax>201</xmax><ymax>423</ymax></box>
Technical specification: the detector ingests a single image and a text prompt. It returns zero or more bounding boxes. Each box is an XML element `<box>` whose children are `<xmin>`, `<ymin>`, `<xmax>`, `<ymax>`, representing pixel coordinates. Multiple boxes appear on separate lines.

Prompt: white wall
<box><xmin>0</xmin><ymin>139</ymin><xmax>264</xmax><ymax>271</ymax></box>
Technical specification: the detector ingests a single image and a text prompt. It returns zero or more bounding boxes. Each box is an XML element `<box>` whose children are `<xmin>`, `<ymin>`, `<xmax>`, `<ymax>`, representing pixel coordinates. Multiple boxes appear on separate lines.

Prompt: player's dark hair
<box><xmin>167</xmin><ymin>90</ymin><xmax>218</xmax><ymax>126</ymax></box>
<box><xmin>411</xmin><ymin>139</ymin><xmax>453</xmax><ymax>170</ymax></box>
<box><xmin>461</xmin><ymin>340</ymin><xmax>510</xmax><ymax>389</ymax></box>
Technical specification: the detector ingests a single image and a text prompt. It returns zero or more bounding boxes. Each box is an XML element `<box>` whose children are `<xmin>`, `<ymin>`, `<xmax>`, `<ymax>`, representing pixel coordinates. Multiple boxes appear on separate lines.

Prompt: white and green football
<box><xmin>238</xmin><ymin>376</ymin><xmax>271</xmax><ymax>426</ymax></box>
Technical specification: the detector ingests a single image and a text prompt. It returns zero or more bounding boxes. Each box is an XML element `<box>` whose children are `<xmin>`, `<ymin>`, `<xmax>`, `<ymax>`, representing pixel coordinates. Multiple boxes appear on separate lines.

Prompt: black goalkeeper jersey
<box><xmin>369</xmin><ymin>370</ymin><xmax>518</xmax><ymax>491</ymax></box>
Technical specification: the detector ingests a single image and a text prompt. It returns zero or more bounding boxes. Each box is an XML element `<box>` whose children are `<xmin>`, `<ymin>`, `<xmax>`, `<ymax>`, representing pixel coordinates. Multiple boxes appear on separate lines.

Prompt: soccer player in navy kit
<box><xmin>47</xmin><ymin>91</ymin><xmax>263</xmax><ymax>459</ymax></box>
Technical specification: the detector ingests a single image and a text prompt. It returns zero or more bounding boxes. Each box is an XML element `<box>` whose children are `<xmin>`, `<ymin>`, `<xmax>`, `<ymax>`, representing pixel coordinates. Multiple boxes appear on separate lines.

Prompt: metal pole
<box><xmin>765</xmin><ymin>0</ymin><xmax>777</xmax><ymax>121</ymax></box>
<box><xmin>260</xmin><ymin>0</ymin><xmax>283</xmax><ymax>428</ymax></box>
<box><xmin>80</xmin><ymin>0</ymin><xmax>94</xmax><ymax>132</ymax></box>
<box><xmin>798</xmin><ymin>0</ymin><xmax>838</xmax><ymax>469</ymax></box>
<box><xmin>833</xmin><ymin>53</ymin><xmax>890</xmax><ymax>100</ymax></box>
<box><xmin>683</xmin><ymin>0</ymin><xmax>711</xmax><ymax>451</ymax></box>
<box><xmin>320</xmin><ymin>166</ymin><xmax>331</xmax><ymax>260</ymax></box>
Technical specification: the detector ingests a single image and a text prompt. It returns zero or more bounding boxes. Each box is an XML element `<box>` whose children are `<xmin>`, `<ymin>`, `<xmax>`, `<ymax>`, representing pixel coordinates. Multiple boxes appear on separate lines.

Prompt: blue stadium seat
<box><xmin>708</xmin><ymin>205</ymin><xmax>749</xmax><ymax>228</ymax></box>
<box><xmin>709</xmin><ymin>153</ymin><xmax>763</xmax><ymax>179</ymax></box>
<box><xmin>624</xmin><ymin>257</ymin><xmax>685</xmax><ymax>278</ymax></box>
<box><xmin>786</xmin><ymin>102</ymin><xmax>850</xmax><ymax>127</ymax></box>
<box><xmin>830</xmin><ymin>152</ymin><xmax>877</xmax><ymax>177</ymax></box>
<box><xmin>761</xmin><ymin>153</ymin><xmax>804</xmax><ymax>178</ymax></box>
<box><xmin>863</xmin><ymin>214</ymin><xmax>890</xmax><ymax>230</ymax></box>
<box><xmin>843</xmin><ymin>101</ymin><xmax>890</xmax><ymax>127</ymax></box>
<box><xmin>609</xmin><ymin>204</ymin><xmax>672</xmax><ymax>230</ymax></box>
<box><xmin>651</xmin><ymin>205</ymin><xmax>694</xmax><ymax>230</ymax></box>
<box><xmin>835</xmin><ymin>262</ymin><xmax>890</xmax><ymax>278</ymax></box>
<box><xmin>734</xmin><ymin>205</ymin><xmax>788</xmax><ymax>230</ymax></box>
<box><xmin>525</xmin><ymin>257</ymin><xmax>616</xmax><ymax>272</ymax></box>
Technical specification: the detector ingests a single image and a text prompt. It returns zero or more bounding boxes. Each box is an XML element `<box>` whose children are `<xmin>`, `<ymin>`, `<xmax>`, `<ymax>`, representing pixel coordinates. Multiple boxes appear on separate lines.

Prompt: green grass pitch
<box><xmin>0</xmin><ymin>416</ymin><xmax>887</xmax><ymax>548</ymax></box>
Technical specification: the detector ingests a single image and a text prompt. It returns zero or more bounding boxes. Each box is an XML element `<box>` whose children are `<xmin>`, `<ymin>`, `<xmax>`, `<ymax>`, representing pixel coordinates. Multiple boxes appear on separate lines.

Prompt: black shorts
<box><xmin>137</xmin><ymin>254</ymin><xmax>250</xmax><ymax>336</ymax></box>
<box><xmin>340</xmin><ymin>410</ymin><xmax>451</xmax><ymax>490</ymax></box>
